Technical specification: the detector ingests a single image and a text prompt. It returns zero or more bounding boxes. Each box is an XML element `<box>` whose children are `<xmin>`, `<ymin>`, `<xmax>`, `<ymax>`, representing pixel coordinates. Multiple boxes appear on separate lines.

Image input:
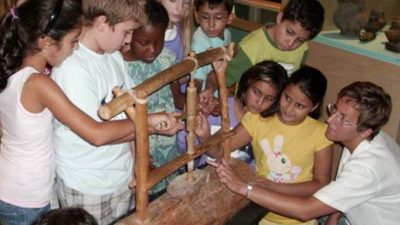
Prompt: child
<box><xmin>32</xmin><ymin>208</ymin><xmax>98</xmax><ymax>225</ymax></box>
<box><xmin>0</xmin><ymin>1</ymin><xmax>179</xmax><ymax>224</ymax></box>
<box><xmin>158</xmin><ymin>0</ymin><xmax>193</xmax><ymax>62</ymax></box>
<box><xmin>201</xmin><ymin>0</ymin><xmax>324</xmax><ymax>102</ymax></box>
<box><xmin>123</xmin><ymin>0</ymin><xmax>179</xmax><ymax>196</ymax></box>
<box><xmin>158</xmin><ymin>0</ymin><xmax>194</xmax><ymax>109</ymax></box>
<box><xmin>178</xmin><ymin>60</ymin><xmax>288</xmax><ymax>167</ymax></box>
<box><xmin>191</xmin><ymin>0</ymin><xmax>234</xmax><ymax>91</ymax></box>
<box><xmin>50</xmin><ymin>0</ymin><xmax>181</xmax><ymax>224</ymax></box>
<box><xmin>197</xmin><ymin>66</ymin><xmax>333</xmax><ymax>225</ymax></box>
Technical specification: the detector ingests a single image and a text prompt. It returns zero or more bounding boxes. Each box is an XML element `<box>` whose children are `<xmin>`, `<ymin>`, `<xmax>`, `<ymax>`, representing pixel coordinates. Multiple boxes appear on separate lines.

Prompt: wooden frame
<box><xmin>98</xmin><ymin>46</ymin><xmax>235</xmax><ymax>223</ymax></box>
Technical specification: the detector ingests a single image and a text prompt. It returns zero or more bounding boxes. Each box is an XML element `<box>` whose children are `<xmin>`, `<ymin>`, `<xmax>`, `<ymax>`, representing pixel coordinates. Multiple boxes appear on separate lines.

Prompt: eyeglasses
<box><xmin>43</xmin><ymin>0</ymin><xmax>64</xmax><ymax>35</ymax></box>
<box><xmin>198</xmin><ymin>14</ymin><xmax>228</xmax><ymax>25</ymax></box>
<box><xmin>327</xmin><ymin>103</ymin><xmax>357</xmax><ymax>127</ymax></box>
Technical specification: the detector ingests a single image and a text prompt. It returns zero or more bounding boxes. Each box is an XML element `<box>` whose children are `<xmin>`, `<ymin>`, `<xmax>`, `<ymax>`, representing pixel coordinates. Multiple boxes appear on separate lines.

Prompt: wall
<box><xmin>234</xmin><ymin>0</ymin><xmax>400</xmax><ymax>31</ymax></box>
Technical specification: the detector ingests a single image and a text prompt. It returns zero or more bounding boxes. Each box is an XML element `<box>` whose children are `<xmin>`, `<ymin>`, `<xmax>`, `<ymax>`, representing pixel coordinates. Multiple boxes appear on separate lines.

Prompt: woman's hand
<box><xmin>207</xmin><ymin>159</ymin><xmax>247</xmax><ymax>196</ymax></box>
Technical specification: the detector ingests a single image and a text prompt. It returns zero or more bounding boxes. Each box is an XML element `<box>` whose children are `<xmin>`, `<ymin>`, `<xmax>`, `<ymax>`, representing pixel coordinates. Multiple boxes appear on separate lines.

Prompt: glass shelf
<box><xmin>314</xmin><ymin>29</ymin><xmax>400</xmax><ymax>66</ymax></box>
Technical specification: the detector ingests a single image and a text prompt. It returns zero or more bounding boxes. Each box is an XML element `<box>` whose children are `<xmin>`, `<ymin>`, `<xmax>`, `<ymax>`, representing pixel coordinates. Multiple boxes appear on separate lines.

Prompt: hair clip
<box><xmin>10</xmin><ymin>7</ymin><xmax>19</xmax><ymax>21</ymax></box>
<box><xmin>43</xmin><ymin>0</ymin><xmax>64</xmax><ymax>35</ymax></box>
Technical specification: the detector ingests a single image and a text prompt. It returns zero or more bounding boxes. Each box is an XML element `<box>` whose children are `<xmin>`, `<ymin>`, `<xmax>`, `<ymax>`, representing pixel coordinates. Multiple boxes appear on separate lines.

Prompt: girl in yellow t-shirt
<box><xmin>197</xmin><ymin>65</ymin><xmax>333</xmax><ymax>225</ymax></box>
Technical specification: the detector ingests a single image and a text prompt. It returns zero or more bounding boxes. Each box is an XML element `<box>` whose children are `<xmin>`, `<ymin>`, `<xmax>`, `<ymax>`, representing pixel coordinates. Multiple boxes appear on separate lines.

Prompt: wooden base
<box><xmin>116</xmin><ymin>160</ymin><xmax>254</xmax><ymax>225</ymax></box>
<box><xmin>167</xmin><ymin>170</ymin><xmax>207</xmax><ymax>198</ymax></box>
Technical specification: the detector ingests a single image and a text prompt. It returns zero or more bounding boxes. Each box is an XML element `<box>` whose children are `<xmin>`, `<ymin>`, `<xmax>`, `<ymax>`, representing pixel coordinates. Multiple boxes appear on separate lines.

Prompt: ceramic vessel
<box><xmin>364</xmin><ymin>10</ymin><xmax>386</xmax><ymax>33</ymax></box>
<box><xmin>390</xmin><ymin>18</ymin><xmax>400</xmax><ymax>30</ymax></box>
<box><xmin>333</xmin><ymin>0</ymin><xmax>367</xmax><ymax>37</ymax></box>
<box><xmin>385</xmin><ymin>29</ymin><xmax>400</xmax><ymax>44</ymax></box>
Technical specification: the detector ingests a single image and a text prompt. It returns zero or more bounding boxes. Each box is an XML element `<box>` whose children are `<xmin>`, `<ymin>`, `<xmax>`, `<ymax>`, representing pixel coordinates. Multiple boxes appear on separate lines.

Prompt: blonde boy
<box><xmin>51</xmin><ymin>0</ymin><xmax>147</xmax><ymax>224</ymax></box>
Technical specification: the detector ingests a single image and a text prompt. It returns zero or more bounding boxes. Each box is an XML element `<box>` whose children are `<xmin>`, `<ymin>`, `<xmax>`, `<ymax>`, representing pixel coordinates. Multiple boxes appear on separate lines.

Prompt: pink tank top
<box><xmin>0</xmin><ymin>67</ymin><xmax>54</xmax><ymax>207</ymax></box>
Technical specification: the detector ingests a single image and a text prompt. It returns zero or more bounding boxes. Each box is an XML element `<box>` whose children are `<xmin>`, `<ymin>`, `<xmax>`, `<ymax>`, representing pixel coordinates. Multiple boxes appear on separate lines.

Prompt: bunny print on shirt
<box><xmin>259</xmin><ymin>135</ymin><xmax>302</xmax><ymax>183</ymax></box>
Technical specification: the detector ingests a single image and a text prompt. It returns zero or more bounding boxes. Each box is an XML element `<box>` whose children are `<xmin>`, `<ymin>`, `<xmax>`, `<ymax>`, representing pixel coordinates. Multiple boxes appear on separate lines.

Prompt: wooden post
<box><xmin>135</xmin><ymin>98</ymin><xmax>149</xmax><ymax>223</ymax></box>
<box><xmin>215</xmin><ymin>44</ymin><xmax>234</xmax><ymax>161</ymax></box>
<box><xmin>185</xmin><ymin>54</ymin><xmax>198</xmax><ymax>181</ymax></box>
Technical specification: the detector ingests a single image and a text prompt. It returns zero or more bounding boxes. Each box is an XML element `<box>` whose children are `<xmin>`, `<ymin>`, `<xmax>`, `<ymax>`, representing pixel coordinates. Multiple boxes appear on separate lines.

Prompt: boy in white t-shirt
<box><xmin>51</xmin><ymin>0</ymin><xmax>181</xmax><ymax>224</ymax></box>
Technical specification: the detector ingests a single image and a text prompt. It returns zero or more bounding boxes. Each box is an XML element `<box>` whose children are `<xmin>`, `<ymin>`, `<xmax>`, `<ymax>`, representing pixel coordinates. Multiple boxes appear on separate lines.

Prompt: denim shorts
<box><xmin>0</xmin><ymin>200</ymin><xmax>50</xmax><ymax>225</ymax></box>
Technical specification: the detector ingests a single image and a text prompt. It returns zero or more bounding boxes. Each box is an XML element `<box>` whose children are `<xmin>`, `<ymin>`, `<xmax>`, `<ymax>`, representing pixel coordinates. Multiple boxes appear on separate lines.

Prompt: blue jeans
<box><xmin>0</xmin><ymin>200</ymin><xmax>50</xmax><ymax>225</ymax></box>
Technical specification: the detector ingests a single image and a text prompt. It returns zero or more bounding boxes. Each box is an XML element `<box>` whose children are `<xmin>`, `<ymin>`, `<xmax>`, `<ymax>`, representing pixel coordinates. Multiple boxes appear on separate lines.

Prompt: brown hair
<box><xmin>338</xmin><ymin>81</ymin><xmax>392</xmax><ymax>140</ymax></box>
<box><xmin>82</xmin><ymin>0</ymin><xmax>147</xmax><ymax>26</ymax></box>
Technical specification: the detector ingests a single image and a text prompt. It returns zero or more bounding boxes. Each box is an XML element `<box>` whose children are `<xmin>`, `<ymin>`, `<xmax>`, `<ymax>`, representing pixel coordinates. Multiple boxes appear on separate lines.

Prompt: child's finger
<box><xmin>207</xmin><ymin>159</ymin><xmax>219</xmax><ymax>168</ymax></box>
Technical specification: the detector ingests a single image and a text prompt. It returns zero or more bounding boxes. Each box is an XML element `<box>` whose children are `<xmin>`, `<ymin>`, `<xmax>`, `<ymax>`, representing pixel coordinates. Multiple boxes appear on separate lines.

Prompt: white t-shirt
<box><xmin>51</xmin><ymin>43</ymin><xmax>134</xmax><ymax>195</ymax></box>
<box><xmin>314</xmin><ymin>131</ymin><xmax>400</xmax><ymax>225</ymax></box>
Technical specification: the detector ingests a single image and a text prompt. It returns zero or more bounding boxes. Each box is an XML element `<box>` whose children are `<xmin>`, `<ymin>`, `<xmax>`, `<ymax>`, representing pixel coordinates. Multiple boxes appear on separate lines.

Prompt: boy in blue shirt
<box><xmin>192</xmin><ymin>0</ymin><xmax>234</xmax><ymax>91</ymax></box>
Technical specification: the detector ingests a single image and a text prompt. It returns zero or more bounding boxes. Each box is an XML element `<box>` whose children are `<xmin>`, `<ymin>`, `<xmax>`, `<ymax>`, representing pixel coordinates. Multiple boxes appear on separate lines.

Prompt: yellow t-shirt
<box><xmin>242</xmin><ymin>113</ymin><xmax>332</xmax><ymax>225</ymax></box>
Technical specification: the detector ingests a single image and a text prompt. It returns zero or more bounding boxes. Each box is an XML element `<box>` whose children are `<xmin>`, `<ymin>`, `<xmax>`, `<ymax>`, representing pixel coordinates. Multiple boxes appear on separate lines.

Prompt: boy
<box><xmin>202</xmin><ymin>0</ymin><xmax>324</xmax><ymax>100</ymax></box>
<box><xmin>210</xmin><ymin>82</ymin><xmax>400</xmax><ymax>225</ymax></box>
<box><xmin>51</xmin><ymin>1</ymin><xmax>146</xmax><ymax>224</ymax></box>
<box><xmin>192</xmin><ymin>0</ymin><xmax>234</xmax><ymax>90</ymax></box>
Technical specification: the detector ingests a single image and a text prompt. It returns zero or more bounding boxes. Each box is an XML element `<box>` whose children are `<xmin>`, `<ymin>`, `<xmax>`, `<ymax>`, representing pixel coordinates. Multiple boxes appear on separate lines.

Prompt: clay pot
<box><xmin>364</xmin><ymin>10</ymin><xmax>386</xmax><ymax>33</ymax></box>
<box><xmin>390</xmin><ymin>18</ymin><xmax>400</xmax><ymax>30</ymax></box>
<box><xmin>385</xmin><ymin>29</ymin><xmax>400</xmax><ymax>44</ymax></box>
<box><xmin>333</xmin><ymin>0</ymin><xmax>367</xmax><ymax>37</ymax></box>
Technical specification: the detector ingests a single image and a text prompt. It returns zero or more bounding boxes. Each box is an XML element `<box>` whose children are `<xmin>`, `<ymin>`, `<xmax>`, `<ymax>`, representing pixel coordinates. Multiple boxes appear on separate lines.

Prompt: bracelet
<box><xmin>246</xmin><ymin>182</ymin><xmax>253</xmax><ymax>198</ymax></box>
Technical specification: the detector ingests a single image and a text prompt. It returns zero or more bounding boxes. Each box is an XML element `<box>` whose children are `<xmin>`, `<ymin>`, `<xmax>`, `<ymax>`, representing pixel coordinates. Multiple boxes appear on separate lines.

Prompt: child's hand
<box><xmin>194</xmin><ymin>112</ymin><xmax>211</xmax><ymax>141</ymax></box>
<box><xmin>148</xmin><ymin>112</ymin><xmax>184</xmax><ymax>135</ymax></box>
<box><xmin>199</xmin><ymin>88</ymin><xmax>214</xmax><ymax>106</ymax></box>
<box><xmin>209</xmin><ymin>97</ymin><xmax>221</xmax><ymax>116</ymax></box>
<box><xmin>197</xmin><ymin>96</ymin><xmax>220</xmax><ymax>117</ymax></box>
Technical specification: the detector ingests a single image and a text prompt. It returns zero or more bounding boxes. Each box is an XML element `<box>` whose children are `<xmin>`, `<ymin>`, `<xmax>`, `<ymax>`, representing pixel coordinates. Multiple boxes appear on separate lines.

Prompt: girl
<box><xmin>123</xmin><ymin>0</ymin><xmax>180</xmax><ymax>196</ymax></box>
<box><xmin>197</xmin><ymin>65</ymin><xmax>333</xmax><ymax>225</ymax></box>
<box><xmin>158</xmin><ymin>0</ymin><xmax>194</xmax><ymax>109</ymax></box>
<box><xmin>0</xmin><ymin>0</ymin><xmax>179</xmax><ymax>224</ymax></box>
<box><xmin>178</xmin><ymin>60</ymin><xmax>288</xmax><ymax>168</ymax></box>
<box><xmin>158</xmin><ymin>0</ymin><xmax>193</xmax><ymax>62</ymax></box>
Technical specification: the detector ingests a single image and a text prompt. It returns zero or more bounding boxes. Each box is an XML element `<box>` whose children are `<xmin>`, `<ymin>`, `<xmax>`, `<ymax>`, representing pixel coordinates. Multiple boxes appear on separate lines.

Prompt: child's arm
<box><xmin>0</xmin><ymin>118</ymin><xmax>2</xmax><ymax>144</ymax></box>
<box><xmin>195</xmin><ymin>113</ymin><xmax>251</xmax><ymax>159</ymax></box>
<box><xmin>170</xmin><ymin>80</ymin><xmax>186</xmax><ymax>110</ymax></box>
<box><xmin>254</xmin><ymin>144</ymin><xmax>333</xmax><ymax>197</ymax></box>
<box><xmin>30</xmin><ymin>75</ymin><xmax>180</xmax><ymax>146</ymax></box>
<box><xmin>199</xmin><ymin>71</ymin><xmax>217</xmax><ymax>105</ymax></box>
<box><xmin>324</xmin><ymin>212</ymin><xmax>343</xmax><ymax>225</ymax></box>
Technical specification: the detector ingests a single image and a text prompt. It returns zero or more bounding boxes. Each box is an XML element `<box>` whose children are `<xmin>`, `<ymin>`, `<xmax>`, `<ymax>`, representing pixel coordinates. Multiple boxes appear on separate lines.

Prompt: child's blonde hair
<box><xmin>82</xmin><ymin>0</ymin><xmax>148</xmax><ymax>26</ymax></box>
<box><xmin>179</xmin><ymin>0</ymin><xmax>193</xmax><ymax>56</ymax></box>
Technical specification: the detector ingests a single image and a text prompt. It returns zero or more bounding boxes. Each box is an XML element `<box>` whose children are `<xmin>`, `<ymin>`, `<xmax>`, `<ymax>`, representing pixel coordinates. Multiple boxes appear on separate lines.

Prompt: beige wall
<box><xmin>320</xmin><ymin>0</ymin><xmax>400</xmax><ymax>31</ymax></box>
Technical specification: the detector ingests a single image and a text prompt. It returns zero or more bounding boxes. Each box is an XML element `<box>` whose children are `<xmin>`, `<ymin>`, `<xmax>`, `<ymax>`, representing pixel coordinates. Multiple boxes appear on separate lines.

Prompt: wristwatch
<box><xmin>246</xmin><ymin>182</ymin><xmax>253</xmax><ymax>198</ymax></box>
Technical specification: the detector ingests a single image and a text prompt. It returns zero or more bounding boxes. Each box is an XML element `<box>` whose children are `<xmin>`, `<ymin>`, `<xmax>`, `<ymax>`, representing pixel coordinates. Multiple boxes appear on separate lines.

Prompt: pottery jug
<box><xmin>333</xmin><ymin>0</ymin><xmax>367</xmax><ymax>37</ymax></box>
